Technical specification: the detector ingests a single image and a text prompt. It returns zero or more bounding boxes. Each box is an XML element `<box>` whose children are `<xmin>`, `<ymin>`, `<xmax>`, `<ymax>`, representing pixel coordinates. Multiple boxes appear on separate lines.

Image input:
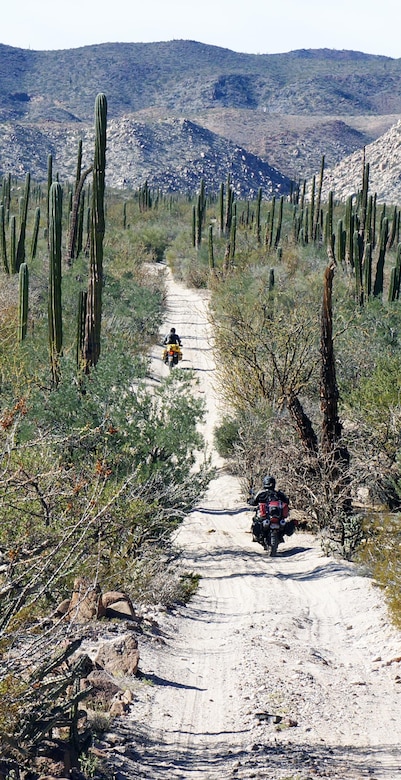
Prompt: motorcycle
<box><xmin>251</xmin><ymin>501</ymin><xmax>287</xmax><ymax>557</ymax></box>
<box><xmin>163</xmin><ymin>342</ymin><xmax>183</xmax><ymax>369</ymax></box>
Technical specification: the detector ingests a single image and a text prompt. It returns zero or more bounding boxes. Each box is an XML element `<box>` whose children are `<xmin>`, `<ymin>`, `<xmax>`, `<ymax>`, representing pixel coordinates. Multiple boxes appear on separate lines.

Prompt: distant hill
<box><xmin>320</xmin><ymin>119</ymin><xmax>401</xmax><ymax>203</ymax></box>
<box><xmin>1</xmin><ymin>41</ymin><xmax>401</xmax><ymax>122</ymax></box>
<box><xmin>0</xmin><ymin>40</ymin><xmax>401</xmax><ymax>195</ymax></box>
<box><xmin>0</xmin><ymin>116</ymin><xmax>292</xmax><ymax>196</ymax></box>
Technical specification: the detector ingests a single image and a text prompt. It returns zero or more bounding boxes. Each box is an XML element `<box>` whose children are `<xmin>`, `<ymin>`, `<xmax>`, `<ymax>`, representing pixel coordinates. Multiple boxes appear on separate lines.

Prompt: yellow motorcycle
<box><xmin>162</xmin><ymin>342</ymin><xmax>182</xmax><ymax>369</ymax></box>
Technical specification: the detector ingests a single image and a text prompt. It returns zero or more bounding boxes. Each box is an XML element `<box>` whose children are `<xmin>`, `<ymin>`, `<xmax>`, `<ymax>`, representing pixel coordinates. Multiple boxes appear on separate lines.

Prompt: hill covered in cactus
<box><xmin>0</xmin><ymin>40</ymin><xmax>401</xmax><ymax>192</ymax></box>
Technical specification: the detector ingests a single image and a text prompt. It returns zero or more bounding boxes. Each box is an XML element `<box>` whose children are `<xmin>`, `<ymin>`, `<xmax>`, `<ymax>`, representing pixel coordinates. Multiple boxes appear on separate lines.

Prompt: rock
<box><xmin>101</xmin><ymin>590</ymin><xmax>132</xmax><ymax>610</ymax></box>
<box><xmin>85</xmin><ymin>669</ymin><xmax>122</xmax><ymax>703</ymax></box>
<box><xmin>109</xmin><ymin>699</ymin><xmax>128</xmax><ymax>717</ymax></box>
<box><xmin>121</xmin><ymin>688</ymin><xmax>135</xmax><ymax>704</ymax></box>
<box><xmin>104</xmin><ymin>598</ymin><xmax>137</xmax><ymax>621</ymax></box>
<box><xmin>94</xmin><ymin>634</ymin><xmax>140</xmax><ymax>676</ymax></box>
<box><xmin>53</xmin><ymin>598</ymin><xmax>70</xmax><ymax>616</ymax></box>
<box><xmin>68</xmin><ymin>577</ymin><xmax>106</xmax><ymax>622</ymax></box>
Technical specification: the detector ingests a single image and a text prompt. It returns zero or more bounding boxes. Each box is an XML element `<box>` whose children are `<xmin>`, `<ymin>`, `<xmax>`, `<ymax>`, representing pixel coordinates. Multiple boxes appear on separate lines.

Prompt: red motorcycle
<box><xmin>251</xmin><ymin>498</ymin><xmax>291</xmax><ymax>557</ymax></box>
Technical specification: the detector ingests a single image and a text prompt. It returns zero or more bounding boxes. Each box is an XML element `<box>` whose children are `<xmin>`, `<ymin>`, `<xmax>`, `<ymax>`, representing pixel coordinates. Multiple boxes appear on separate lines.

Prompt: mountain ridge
<box><xmin>0</xmin><ymin>40</ymin><xmax>401</xmax><ymax>196</ymax></box>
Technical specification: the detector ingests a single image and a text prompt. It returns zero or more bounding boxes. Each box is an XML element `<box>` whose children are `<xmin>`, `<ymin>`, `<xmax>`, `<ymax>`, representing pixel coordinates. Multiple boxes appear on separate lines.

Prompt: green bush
<box><xmin>214</xmin><ymin>415</ymin><xmax>241</xmax><ymax>458</ymax></box>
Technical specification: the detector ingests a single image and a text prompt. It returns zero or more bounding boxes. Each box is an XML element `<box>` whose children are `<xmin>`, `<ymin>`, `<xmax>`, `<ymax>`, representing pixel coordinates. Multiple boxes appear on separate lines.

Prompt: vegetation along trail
<box><xmin>122</xmin><ymin>270</ymin><xmax>401</xmax><ymax>780</ymax></box>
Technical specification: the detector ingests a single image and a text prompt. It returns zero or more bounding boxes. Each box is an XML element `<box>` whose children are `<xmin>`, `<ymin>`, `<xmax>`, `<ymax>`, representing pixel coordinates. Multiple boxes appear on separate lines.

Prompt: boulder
<box><xmin>105</xmin><ymin>600</ymin><xmax>136</xmax><ymax>620</ymax></box>
<box><xmin>53</xmin><ymin>585</ymin><xmax>139</xmax><ymax>623</ymax></box>
<box><xmin>108</xmin><ymin>699</ymin><xmax>128</xmax><ymax>717</ymax></box>
<box><xmin>94</xmin><ymin>634</ymin><xmax>140</xmax><ymax>677</ymax></box>
<box><xmin>68</xmin><ymin>578</ymin><xmax>106</xmax><ymax>622</ymax></box>
<box><xmin>54</xmin><ymin>598</ymin><xmax>71</xmax><ymax>616</ymax></box>
<box><xmin>84</xmin><ymin>669</ymin><xmax>122</xmax><ymax>705</ymax></box>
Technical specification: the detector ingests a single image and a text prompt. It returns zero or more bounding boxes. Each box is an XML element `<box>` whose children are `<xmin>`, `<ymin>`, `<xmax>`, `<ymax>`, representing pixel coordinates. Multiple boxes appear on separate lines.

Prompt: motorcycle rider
<box><xmin>162</xmin><ymin>327</ymin><xmax>182</xmax><ymax>364</ymax></box>
<box><xmin>248</xmin><ymin>475</ymin><xmax>291</xmax><ymax>549</ymax></box>
<box><xmin>163</xmin><ymin>327</ymin><xmax>182</xmax><ymax>346</ymax></box>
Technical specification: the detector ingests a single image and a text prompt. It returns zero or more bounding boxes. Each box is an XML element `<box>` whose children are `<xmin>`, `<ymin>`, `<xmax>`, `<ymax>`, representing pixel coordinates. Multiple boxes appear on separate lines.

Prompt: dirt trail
<box><xmin>116</xmin><ymin>272</ymin><xmax>401</xmax><ymax>780</ymax></box>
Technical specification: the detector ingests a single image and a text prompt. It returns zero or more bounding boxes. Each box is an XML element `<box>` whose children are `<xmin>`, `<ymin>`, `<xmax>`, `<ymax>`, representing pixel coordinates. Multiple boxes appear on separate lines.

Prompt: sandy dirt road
<box><xmin>113</xmin><ymin>271</ymin><xmax>401</xmax><ymax>780</ymax></box>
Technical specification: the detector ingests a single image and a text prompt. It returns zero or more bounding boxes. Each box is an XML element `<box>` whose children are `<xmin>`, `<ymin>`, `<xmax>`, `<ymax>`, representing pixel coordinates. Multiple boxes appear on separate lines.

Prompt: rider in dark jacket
<box><xmin>249</xmin><ymin>475</ymin><xmax>288</xmax><ymax>508</ymax></box>
<box><xmin>163</xmin><ymin>327</ymin><xmax>182</xmax><ymax>346</ymax></box>
<box><xmin>248</xmin><ymin>475</ymin><xmax>291</xmax><ymax>548</ymax></box>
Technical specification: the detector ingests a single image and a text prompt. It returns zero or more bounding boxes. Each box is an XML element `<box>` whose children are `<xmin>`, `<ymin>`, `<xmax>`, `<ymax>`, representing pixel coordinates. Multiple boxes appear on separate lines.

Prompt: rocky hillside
<box><xmin>0</xmin><ymin>116</ymin><xmax>291</xmax><ymax>196</ymax></box>
<box><xmin>321</xmin><ymin>120</ymin><xmax>401</xmax><ymax>203</ymax></box>
<box><xmin>0</xmin><ymin>40</ymin><xmax>401</xmax><ymax>194</ymax></box>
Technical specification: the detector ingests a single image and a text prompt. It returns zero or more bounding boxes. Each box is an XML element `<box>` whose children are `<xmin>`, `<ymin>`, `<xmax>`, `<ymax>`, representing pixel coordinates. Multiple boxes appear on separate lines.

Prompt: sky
<box><xmin>1</xmin><ymin>0</ymin><xmax>400</xmax><ymax>59</ymax></box>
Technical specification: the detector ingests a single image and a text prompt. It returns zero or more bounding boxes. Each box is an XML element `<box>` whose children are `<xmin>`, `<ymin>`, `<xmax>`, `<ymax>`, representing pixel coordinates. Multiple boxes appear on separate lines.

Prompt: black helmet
<box><xmin>263</xmin><ymin>475</ymin><xmax>275</xmax><ymax>489</ymax></box>
<box><xmin>170</xmin><ymin>327</ymin><xmax>176</xmax><ymax>334</ymax></box>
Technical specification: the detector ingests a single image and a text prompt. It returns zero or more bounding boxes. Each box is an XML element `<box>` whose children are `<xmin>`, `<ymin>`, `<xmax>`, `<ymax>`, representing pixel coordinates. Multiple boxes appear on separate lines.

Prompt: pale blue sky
<box><xmin>2</xmin><ymin>0</ymin><xmax>400</xmax><ymax>58</ymax></box>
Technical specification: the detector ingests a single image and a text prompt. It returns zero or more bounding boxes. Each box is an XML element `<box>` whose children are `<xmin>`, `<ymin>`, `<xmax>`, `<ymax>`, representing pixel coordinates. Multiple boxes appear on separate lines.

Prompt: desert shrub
<box><xmin>0</xmin><ymin>184</ymin><xmax>215</xmax><ymax>770</ymax></box>
<box><xmin>214</xmin><ymin>415</ymin><xmax>241</xmax><ymax>458</ymax></box>
<box><xmin>358</xmin><ymin>513</ymin><xmax>401</xmax><ymax>627</ymax></box>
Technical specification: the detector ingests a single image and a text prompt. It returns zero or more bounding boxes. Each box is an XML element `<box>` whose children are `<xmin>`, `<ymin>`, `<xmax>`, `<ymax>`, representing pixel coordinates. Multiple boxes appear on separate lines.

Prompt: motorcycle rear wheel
<box><xmin>270</xmin><ymin>529</ymin><xmax>279</xmax><ymax>557</ymax></box>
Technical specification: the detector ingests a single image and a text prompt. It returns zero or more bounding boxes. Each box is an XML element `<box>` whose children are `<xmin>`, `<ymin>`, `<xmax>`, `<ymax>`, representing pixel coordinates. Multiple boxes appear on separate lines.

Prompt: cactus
<box><xmin>359</xmin><ymin>160</ymin><xmax>369</xmax><ymax>238</ymax></box>
<box><xmin>388</xmin><ymin>243</ymin><xmax>401</xmax><ymax>302</ymax></box>
<box><xmin>266</xmin><ymin>196</ymin><xmax>276</xmax><ymax>249</ymax></box>
<box><xmin>303</xmin><ymin>205</ymin><xmax>309</xmax><ymax>245</ymax></box>
<box><xmin>196</xmin><ymin>194</ymin><xmax>202</xmax><ymax>247</ymax></box>
<box><xmin>395</xmin><ymin>243</ymin><xmax>401</xmax><ymax>299</ymax></box>
<box><xmin>46</xmin><ymin>154</ymin><xmax>53</xmax><ymax>245</ymax></box>
<box><xmin>192</xmin><ymin>205</ymin><xmax>196</xmax><ymax>248</ymax></box>
<box><xmin>256</xmin><ymin>187</ymin><xmax>262</xmax><ymax>245</ymax></box>
<box><xmin>336</xmin><ymin>219</ymin><xmax>345</xmax><ymax>266</ymax></box>
<box><xmin>373</xmin><ymin>217</ymin><xmax>389</xmax><ymax>299</ymax></box>
<box><xmin>274</xmin><ymin>195</ymin><xmax>284</xmax><ymax>249</ymax></box>
<box><xmin>299</xmin><ymin>179</ymin><xmax>306</xmax><ymax>211</ymax></box>
<box><xmin>313</xmin><ymin>155</ymin><xmax>325</xmax><ymax>242</ymax></box>
<box><xmin>17</xmin><ymin>262</ymin><xmax>29</xmax><ymax>342</ymax></box>
<box><xmin>76</xmin><ymin>189</ymin><xmax>86</xmax><ymax>258</ymax></box>
<box><xmin>16</xmin><ymin>172</ymin><xmax>31</xmax><ymax>270</ymax></box>
<box><xmin>30</xmin><ymin>206</ymin><xmax>40</xmax><ymax>261</ymax></box>
<box><xmin>0</xmin><ymin>204</ymin><xmax>8</xmax><ymax>273</ymax></box>
<box><xmin>386</xmin><ymin>206</ymin><xmax>398</xmax><ymax>250</ymax></box>
<box><xmin>1</xmin><ymin>173</ymin><xmax>11</xmax><ymax>218</ymax></box>
<box><xmin>388</xmin><ymin>267</ymin><xmax>397</xmax><ymax>303</ymax></box>
<box><xmin>325</xmin><ymin>191</ymin><xmax>335</xmax><ymax>261</ymax></box>
<box><xmin>76</xmin><ymin>290</ymin><xmax>87</xmax><ymax>370</ymax></box>
<box><xmin>48</xmin><ymin>182</ymin><xmax>63</xmax><ymax>385</ymax></box>
<box><xmin>362</xmin><ymin>242</ymin><xmax>372</xmax><ymax>300</ymax></box>
<box><xmin>218</xmin><ymin>182</ymin><xmax>224</xmax><ymax>233</ymax></box>
<box><xmin>83</xmin><ymin>93</ymin><xmax>107</xmax><ymax>370</ymax></box>
<box><xmin>224</xmin><ymin>174</ymin><xmax>234</xmax><ymax>235</ymax></box>
<box><xmin>269</xmin><ymin>268</ymin><xmax>275</xmax><ymax>291</ymax></box>
<box><xmin>229</xmin><ymin>212</ymin><xmax>237</xmax><ymax>262</ymax></box>
<box><xmin>353</xmin><ymin>230</ymin><xmax>363</xmax><ymax>305</ymax></box>
<box><xmin>9</xmin><ymin>215</ymin><xmax>16</xmax><ymax>274</ymax></box>
<box><xmin>66</xmin><ymin>165</ymin><xmax>92</xmax><ymax>264</ymax></box>
<box><xmin>75</xmin><ymin>139</ymin><xmax>83</xmax><ymax>190</ymax></box>
<box><xmin>138</xmin><ymin>180</ymin><xmax>151</xmax><ymax>212</ymax></box>
<box><xmin>208</xmin><ymin>224</ymin><xmax>214</xmax><ymax>270</ymax></box>
<box><xmin>309</xmin><ymin>175</ymin><xmax>315</xmax><ymax>243</ymax></box>
<box><xmin>365</xmin><ymin>194</ymin><xmax>373</xmax><ymax>245</ymax></box>
<box><xmin>345</xmin><ymin>195</ymin><xmax>354</xmax><ymax>268</ymax></box>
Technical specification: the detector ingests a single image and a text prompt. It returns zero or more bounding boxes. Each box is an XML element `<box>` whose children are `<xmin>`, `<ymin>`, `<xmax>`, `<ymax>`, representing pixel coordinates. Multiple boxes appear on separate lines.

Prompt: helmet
<box><xmin>170</xmin><ymin>327</ymin><xmax>176</xmax><ymax>334</ymax></box>
<box><xmin>263</xmin><ymin>475</ymin><xmax>275</xmax><ymax>490</ymax></box>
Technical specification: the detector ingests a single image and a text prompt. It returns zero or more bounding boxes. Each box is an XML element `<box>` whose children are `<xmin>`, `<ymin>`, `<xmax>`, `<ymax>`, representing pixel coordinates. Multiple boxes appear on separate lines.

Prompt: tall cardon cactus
<box><xmin>16</xmin><ymin>172</ymin><xmax>31</xmax><ymax>271</ymax></box>
<box><xmin>48</xmin><ymin>182</ymin><xmax>63</xmax><ymax>386</ymax></box>
<box><xmin>18</xmin><ymin>262</ymin><xmax>29</xmax><ymax>342</ymax></box>
<box><xmin>0</xmin><ymin>204</ymin><xmax>8</xmax><ymax>273</ymax></box>
<box><xmin>83</xmin><ymin>93</ymin><xmax>107</xmax><ymax>370</ymax></box>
